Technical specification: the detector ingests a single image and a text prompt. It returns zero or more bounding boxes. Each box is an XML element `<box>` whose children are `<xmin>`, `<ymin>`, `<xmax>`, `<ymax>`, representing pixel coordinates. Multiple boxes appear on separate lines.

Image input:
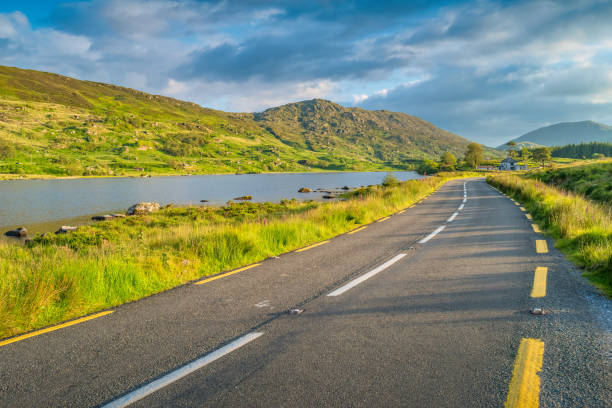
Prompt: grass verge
<box><xmin>487</xmin><ymin>173</ymin><xmax>612</xmax><ymax>297</ymax></box>
<box><xmin>0</xmin><ymin>172</ymin><xmax>478</xmax><ymax>339</ymax></box>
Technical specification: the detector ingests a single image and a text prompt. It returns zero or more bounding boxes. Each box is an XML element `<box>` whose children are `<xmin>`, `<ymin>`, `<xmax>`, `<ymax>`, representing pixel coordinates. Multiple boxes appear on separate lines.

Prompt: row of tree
<box><xmin>551</xmin><ymin>142</ymin><xmax>612</xmax><ymax>159</ymax></box>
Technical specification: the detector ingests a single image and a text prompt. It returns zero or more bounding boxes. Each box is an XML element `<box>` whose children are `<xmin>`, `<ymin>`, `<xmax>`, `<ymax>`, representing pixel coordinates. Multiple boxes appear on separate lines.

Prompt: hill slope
<box><xmin>499</xmin><ymin>120</ymin><xmax>612</xmax><ymax>149</ymax></box>
<box><xmin>0</xmin><ymin>65</ymin><xmax>480</xmax><ymax>176</ymax></box>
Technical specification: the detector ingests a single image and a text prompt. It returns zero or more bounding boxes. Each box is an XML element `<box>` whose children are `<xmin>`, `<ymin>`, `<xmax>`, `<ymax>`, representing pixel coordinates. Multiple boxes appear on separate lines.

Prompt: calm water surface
<box><xmin>0</xmin><ymin>171</ymin><xmax>421</xmax><ymax>232</ymax></box>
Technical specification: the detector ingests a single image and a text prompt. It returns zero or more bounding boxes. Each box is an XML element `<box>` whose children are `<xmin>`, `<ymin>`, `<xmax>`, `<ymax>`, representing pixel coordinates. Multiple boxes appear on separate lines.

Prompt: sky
<box><xmin>1</xmin><ymin>0</ymin><xmax>611</xmax><ymax>146</ymax></box>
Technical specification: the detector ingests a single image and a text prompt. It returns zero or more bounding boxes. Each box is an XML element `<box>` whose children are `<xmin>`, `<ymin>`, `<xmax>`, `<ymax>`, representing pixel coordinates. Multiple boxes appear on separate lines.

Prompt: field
<box><xmin>0</xmin><ymin>172</ymin><xmax>477</xmax><ymax>339</ymax></box>
<box><xmin>525</xmin><ymin>160</ymin><xmax>612</xmax><ymax>206</ymax></box>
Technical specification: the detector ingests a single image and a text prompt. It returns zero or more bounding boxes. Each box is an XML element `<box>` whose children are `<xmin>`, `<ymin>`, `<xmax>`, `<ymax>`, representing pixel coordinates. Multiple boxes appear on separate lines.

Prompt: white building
<box><xmin>498</xmin><ymin>157</ymin><xmax>526</xmax><ymax>170</ymax></box>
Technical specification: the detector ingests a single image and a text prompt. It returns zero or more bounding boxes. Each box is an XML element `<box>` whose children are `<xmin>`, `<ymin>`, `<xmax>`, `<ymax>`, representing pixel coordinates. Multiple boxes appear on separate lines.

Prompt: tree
<box><xmin>464</xmin><ymin>143</ymin><xmax>484</xmax><ymax>169</ymax></box>
<box><xmin>532</xmin><ymin>147</ymin><xmax>551</xmax><ymax>165</ymax></box>
<box><xmin>507</xmin><ymin>141</ymin><xmax>517</xmax><ymax>158</ymax></box>
<box><xmin>440</xmin><ymin>152</ymin><xmax>457</xmax><ymax>170</ymax></box>
<box><xmin>520</xmin><ymin>146</ymin><xmax>531</xmax><ymax>161</ymax></box>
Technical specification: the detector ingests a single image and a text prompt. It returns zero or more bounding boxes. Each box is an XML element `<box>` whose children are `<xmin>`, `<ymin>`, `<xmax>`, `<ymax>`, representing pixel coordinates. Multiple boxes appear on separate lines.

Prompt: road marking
<box><xmin>535</xmin><ymin>240</ymin><xmax>548</xmax><ymax>253</ymax></box>
<box><xmin>102</xmin><ymin>332</ymin><xmax>264</xmax><ymax>408</ymax></box>
<box><xmin>397</xmin><ymin>209</ymin><xmax>405</xmax><ymax>214</ymax></box>
<box><xmin>526</xmin><ymin>214</ymin><xmax>533</xmax><ymax>220</ymax></box>
<box><xmin>458</xmin><ymin>203</ymin><xmax>465</xmax><ymax>210</ymax></box>
<box><xmin>530</xmin><ymin>267</ymin><xmax>548</xmax><ymax>298</ymax></box>
<box><xmin>505</xmin><ymin>338</ymin><xmax>545</xmax><ymax>408</ymax></box>
<box><xmin>520</xmin><ymin>207</ymin><xmax>526</xmax><ymax>211</ymax></box>
<box><xmin>377</xmin><ymin>216</ymin><xmax>390</xmax><ymax>222</ymax></box>
<box><xmin>0</xmin><ymin>311</ymin><xmax>114</xmax><ymax>347</ymax></box>
<box><xmin>419</xmin><ymin>225</ymin><xmax>446</xmax><ymax>244</ymax></box>
<box><xmin>255</xmin><ymin>300</ymin><xmax>271</xmax><ymax>308</ymax></box>
<box><xmin>347</xmin><ymin>226</ymin><xmax>367</xmax><ymax>235</ymax></box>
<box><xmin>462</xmin><ymin>197</ymin><xmax>467</xmax><ymax>203</ymax></box>
<box><xmin>447</xmin><ymin>212</ymin><xmax>459</xmax><ymax>222</ymax></box>
<box><xmin>295</xmin><ymin>240</ymin><xmax>330</xmax><ymax>252</ymax></box>
<box><xmin>327</xmin><ymin>254</ymin><xmax>406</xmax><ymax>297</ymax></box>
<box><xmin>532</xmin><ymin>224</ymin><xmax>542</xmax><ymax>233</ymax></box>
<box><xmin>194</xmin><ymin>264</ymin><xmax>261</xmax><ymax>285</ymax></box>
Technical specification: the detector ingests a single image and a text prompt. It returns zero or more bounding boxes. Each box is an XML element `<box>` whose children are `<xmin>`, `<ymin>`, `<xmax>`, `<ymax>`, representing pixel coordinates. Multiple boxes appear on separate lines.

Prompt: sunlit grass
<box><xmin>0</xmin><ymin>172</ymin><xmax>478</xmax><ymax>339</ymax></box>
<box><xmin>488</xmin><ymin>173</ymin><xmax>611</xmax><ymax>297</ymax></box>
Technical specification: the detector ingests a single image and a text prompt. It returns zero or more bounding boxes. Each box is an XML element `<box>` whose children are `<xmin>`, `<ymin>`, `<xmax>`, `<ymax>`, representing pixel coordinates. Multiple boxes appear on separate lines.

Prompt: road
<box><xmin>0</xmin><ymin>178</ymin><xmax>609</xmax><ymax>407</ymax></box>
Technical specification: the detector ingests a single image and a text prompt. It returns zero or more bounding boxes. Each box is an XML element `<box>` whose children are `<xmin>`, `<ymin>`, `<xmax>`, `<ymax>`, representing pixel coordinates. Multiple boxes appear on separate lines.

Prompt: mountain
<box><xmin>253</xmin><ymin>99</ymin><xmax>482</xmax><ymax>164</ymax></box>
<box><xmin>499</xmin><ymin>121</ymin><xmax>612</xmax><ymax>149</ymax></box>
<box><xmin>0</xmin><ymin>65</ymin><xmax>484</xmax><ymax>176</ymax></box>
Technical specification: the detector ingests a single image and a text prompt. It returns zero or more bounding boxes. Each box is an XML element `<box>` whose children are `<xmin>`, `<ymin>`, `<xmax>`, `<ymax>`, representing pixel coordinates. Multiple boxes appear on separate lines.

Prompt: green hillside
<box><xmin>0</xmin><ymin>65</ymin><xmax>483</xmax><ymax>176</ymax></box>
<box><xmin>499</xmin><ymin>120</ymin><xmax>612</xmax><ymax>149</ymax></box>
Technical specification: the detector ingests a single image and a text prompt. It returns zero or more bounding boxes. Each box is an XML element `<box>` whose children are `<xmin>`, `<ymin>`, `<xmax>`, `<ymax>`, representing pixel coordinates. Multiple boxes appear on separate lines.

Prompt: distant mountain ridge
<box><xmin>499</xmin><ymin>120</ymin><xmax>612</xmax><ymax>149</ymax></box>
<box><xmin>0</xmin><ymin>65</ymin><xmax>486</xmax><ymax>176</ymax></box>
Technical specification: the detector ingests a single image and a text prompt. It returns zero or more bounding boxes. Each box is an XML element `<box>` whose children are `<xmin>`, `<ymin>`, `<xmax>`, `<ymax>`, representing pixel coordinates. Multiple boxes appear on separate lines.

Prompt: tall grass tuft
<box><xmin>488</xmin><ymin>173</ymin><xmax>612</xmax><ymax>296</ymax></box>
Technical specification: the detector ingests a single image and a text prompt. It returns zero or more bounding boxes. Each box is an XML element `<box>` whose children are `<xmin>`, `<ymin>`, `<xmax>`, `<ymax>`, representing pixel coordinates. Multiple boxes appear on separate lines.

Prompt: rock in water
<box><xmin>233</xmin><ymin>196</ymin><xmax>252</xmax><ymax>201</ymax></box>
<box><xmin>126</xmin><ymin>202</ymin><xmax>161</xmax><ymax>215</ymax></box>
<box><xmin>322</xmin><ymin>195</ymin><xmax>336</xmax><ymax>199</ymax></box>
<box><xmin>4</xmin><ymin>227</ymin><xmax>27</xmax><ymax>237</ymax></box>
<box><xmin>342</xmin><ymin>186</ymin><xmax>350</xmax><ymax>190</ymax></box>
<box><xmin>298</xmin><ymin>187</ymin><xmax>312</xmax><ymax>193</ymax></box>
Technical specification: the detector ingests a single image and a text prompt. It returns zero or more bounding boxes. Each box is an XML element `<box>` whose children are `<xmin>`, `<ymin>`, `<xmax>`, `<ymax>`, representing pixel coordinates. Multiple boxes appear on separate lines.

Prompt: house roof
<box><xmin>501</xmin><ymin>157</ymin><xmax>517</xmax><ymax>164</ymax></box>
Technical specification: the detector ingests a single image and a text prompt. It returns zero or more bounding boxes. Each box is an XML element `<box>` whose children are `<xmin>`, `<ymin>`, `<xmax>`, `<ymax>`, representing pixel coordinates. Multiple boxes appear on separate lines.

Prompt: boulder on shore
<box><xmin>298</xmin><ymin>187</ymin><xmax>312</xmax><ymax>193</ymax></box>
<box><xmin>92</xmin><ymin>215</ymin><xmax>114</xmax><ymax>221</ymax></box>
<box><xmin>55</xmin><ymin>226</ymin><xmax>77</xmax><ymax>234</ymax></box>
<box><xmin>4</xmin><ymin>227</ymin><xmax>27</xmax><ymax>238</ymax></box>
<box><xmin>126</xmin><ymin>202</ymin><xmax>161</xmax><ymax>215</ymax></box>
<box><xmin>341</xmin><ymin>186</ymin><xmax>350</xmax><ymax>190</ymax></box>
<box><xmin>200</xmin><ymin>199</ymin><xmax>209</xmax><ymax>202</ymax></box>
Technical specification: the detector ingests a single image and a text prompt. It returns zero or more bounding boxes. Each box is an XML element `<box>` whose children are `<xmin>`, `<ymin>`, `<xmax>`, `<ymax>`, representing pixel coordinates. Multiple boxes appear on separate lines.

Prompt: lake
<box><xmin>0</xmin><ymin>171</ymin><xmax>422</xmax><ymax>236</ymax></box>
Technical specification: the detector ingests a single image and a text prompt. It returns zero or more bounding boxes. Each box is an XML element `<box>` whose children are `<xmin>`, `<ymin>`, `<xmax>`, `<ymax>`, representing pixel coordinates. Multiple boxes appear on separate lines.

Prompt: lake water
<box><xmin>0</xmin><ymin>171</ymin><xmax>421</xmax><ymax>235</ymax></box>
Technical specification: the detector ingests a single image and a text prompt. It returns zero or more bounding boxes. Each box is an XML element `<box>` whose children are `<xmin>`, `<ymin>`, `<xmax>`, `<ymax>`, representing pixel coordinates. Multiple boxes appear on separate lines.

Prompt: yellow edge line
<box><xmin>505</xmin><ymin>338</ymin><xmax>545</xmax><ymax>408</ymax></box>
<box><xmin>397</xmin><ymin>210</ymin><xmax>405</xmax><ymax>214</ymax></box>
<box><xmin>532</xmin><ymin>224</ymin><xmax>542</xmax><ymax>233</ymax></box>
<box><xmin>526</xmin><ymin>214</ymin><xmax>533</xmax><ymax>220</ymax></box>
<box><xmin>377</xmin><ymin>216</ymin><xmax>390</xmax><ymax>222</ymax></box>
<box><xmin>0</xmin><ymin>310</ymin><xmax>114</xmax><ymax>347</ymax></box>
<box><xmin>347</xmin><ymin>226</ymin><xmax>367</xmax><ymax>235</ymax></box>
<box><xmin>536</xmin><ymin>240</ymin><xmax>548</xmax><ymax>254</ymax></box>
<box><xmin>531</xmin><ymin>267</ymin><xmax>548</xmax><ymax>298</ymax></box>
<box><xmin>295</xmin><ymin>240</ymin><xmax>330</xmax><ymax>253</ymax></box>
<box><xmin>194</xmin><ymin>263</ymin><xmax>261</xmax><ymax>285</ymax></box>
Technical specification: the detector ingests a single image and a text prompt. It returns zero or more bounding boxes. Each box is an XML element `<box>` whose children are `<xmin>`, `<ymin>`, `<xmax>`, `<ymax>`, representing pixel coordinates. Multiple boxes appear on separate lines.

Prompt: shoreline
<box><xmin>0</xmin><ymin>167</ymin><xmax>414</xmax><ymax>182</ymax></box>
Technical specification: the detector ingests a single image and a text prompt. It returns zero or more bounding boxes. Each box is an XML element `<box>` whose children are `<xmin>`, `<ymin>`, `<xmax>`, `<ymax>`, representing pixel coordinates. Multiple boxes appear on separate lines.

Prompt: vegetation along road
<box><xmin>0</xmin><ymin>179</ymin><xmax>609</xmax><ymax>407</ymax></box>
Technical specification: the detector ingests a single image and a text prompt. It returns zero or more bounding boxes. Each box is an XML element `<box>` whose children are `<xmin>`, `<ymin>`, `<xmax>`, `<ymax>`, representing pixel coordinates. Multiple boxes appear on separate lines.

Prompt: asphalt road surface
<box><xmin>1</xmin><ymin>178</ymin><xmax>610</xmax><ymax>407</ymax></box>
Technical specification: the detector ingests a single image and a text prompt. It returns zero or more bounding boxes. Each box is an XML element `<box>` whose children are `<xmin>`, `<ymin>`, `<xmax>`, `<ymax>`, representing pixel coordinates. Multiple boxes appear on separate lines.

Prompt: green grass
<box><xmin>524</xmin><ymin>160</ymin><xmax>612</xmax><ymax>206</ymax></box>
<box><xmin>0</xmin><ymin>65</ymin><xmax>498</xmax><ymax>178</ymax></box>
<box><xmin>487</xmin><ymin>173</ymin><xmax>612</xmax><ymax>297</ymax></box>
<box><xmin>0</xmin><ymin>172</ymin><xmax>478</xmax><ymax>339</ymax></box>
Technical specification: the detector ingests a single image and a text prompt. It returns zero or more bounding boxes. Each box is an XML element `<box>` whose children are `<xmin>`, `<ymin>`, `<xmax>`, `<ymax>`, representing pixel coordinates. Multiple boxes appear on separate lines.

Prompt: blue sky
<box><xmin>1</xmin><ymin>0</ymin><xmax>611</xmax><ymax>145</ymax></box>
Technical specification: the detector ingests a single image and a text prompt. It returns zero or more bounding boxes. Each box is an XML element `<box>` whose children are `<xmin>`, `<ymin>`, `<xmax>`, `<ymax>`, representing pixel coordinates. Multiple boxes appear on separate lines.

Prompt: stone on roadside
<box><xmin>126</xmin><ymin>202</ymin><xmax>161</xmax><ymax>215</ymax></box>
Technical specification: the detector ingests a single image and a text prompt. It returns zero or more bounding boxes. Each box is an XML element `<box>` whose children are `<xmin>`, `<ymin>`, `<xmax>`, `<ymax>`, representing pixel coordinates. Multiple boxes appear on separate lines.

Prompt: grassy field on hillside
<box><xmin>525</xmin><ymin>160</ymin><xmax>612</xmax><ymax>206</ymax></box>
<box><xmin>488</xmin><ymin>172</ymin><xmax>612</xmax><ymax>297</ymax></box>
<box><xmin>0</xmin><ymin>172</ymin><xmax>478</xmax><ymax>339</ymax></box>
<box><xmin>0</xmin><ymin>65</ymin><xmax>493</xmax><ymax>177</ymax></box>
